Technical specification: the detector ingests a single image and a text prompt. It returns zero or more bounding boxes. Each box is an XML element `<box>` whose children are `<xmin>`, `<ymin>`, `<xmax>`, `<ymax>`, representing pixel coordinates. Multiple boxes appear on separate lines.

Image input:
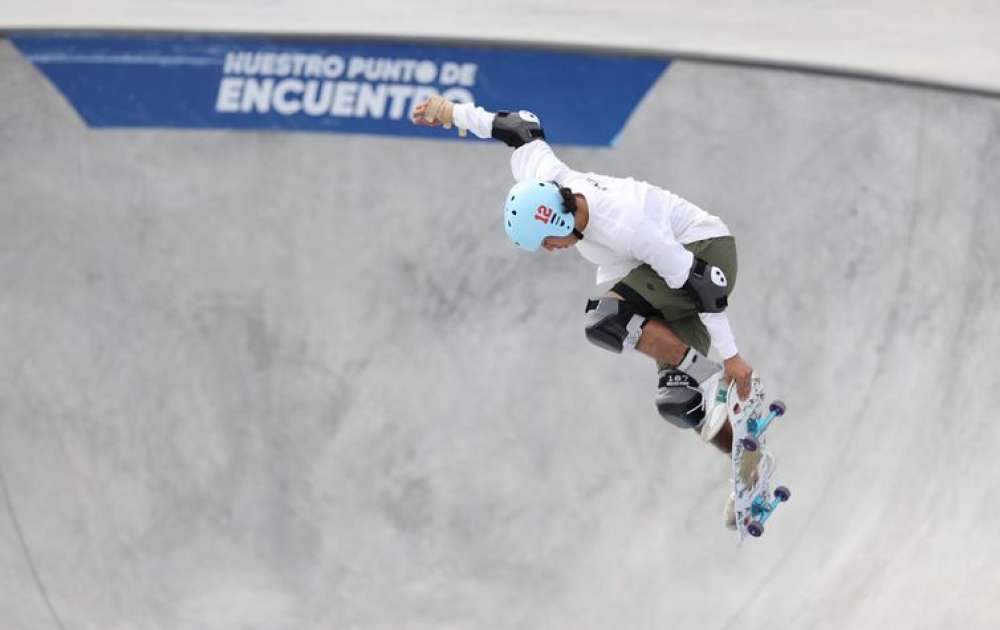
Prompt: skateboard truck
<box><xmin>745</xmin><ymin>486</ymin><xmax>791</xmax><ymax>537</ymax></box>
<box><xmin>741</xmin><ymin>400</ymin><xmax>787</xmax><ymax>452</ymax></box>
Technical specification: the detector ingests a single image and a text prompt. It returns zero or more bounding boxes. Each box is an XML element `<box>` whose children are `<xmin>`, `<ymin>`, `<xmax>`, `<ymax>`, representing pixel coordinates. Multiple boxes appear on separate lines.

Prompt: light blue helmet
<box><xmin>503</xmin><ymin>181</ymin><xmax>574</xmax><ymax>251</ymax></box>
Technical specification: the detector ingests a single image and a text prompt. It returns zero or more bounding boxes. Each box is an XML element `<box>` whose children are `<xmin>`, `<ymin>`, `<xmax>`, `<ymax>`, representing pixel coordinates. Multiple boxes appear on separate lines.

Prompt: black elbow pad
<box><xmin>683</xmin><ymin>258</ymin><xmax>729</xmax><ymax>313</ymax></box>
<box><xmin>492</xmin><ymin>111</ymin><xmax>545</xmax><ymax>148</ymax></box>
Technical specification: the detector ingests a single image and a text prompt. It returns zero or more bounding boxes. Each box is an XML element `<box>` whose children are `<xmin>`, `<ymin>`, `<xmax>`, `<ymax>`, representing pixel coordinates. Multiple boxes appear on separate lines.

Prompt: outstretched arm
<box><xmin>412</xmin><ymin>96</ymin><xmax>543</xmax><ymax>142</ymax></box>
<box><xmin>412</xmin><ymin>96</ymin><xmax>573</xmax><ymax>184</ymax></box>
<box><xmin>412</xmin><ymin>97</ymin><xmax>482</xmax><ymax>137</ymax></box>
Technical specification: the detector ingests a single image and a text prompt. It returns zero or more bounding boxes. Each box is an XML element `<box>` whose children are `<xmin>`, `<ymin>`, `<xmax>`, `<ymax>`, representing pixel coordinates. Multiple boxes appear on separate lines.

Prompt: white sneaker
<box><xmin>673</xmin><ymin>348</ymin><xmax>725</xmax><ymax>432</ymax></box>
<box><xmin>698</xmin><ymin>371</ymin><xmax>728</xmax><ymax>441</ymax></box>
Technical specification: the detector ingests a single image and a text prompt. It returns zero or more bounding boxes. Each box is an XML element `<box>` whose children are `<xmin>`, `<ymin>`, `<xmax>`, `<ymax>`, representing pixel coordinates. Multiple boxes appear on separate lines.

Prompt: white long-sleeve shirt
<box><xmin>452</xmin><ymin>103</ymin><xmax>739</xmax><ymax>359</ymax></box>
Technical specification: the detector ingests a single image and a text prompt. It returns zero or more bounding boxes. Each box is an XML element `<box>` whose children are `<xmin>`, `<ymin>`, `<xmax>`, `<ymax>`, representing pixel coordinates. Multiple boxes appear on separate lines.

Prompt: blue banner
<box><xmin>11</xmin><ymin>33</ymin><xmax>668</xmax><ymax>147</ymax></box>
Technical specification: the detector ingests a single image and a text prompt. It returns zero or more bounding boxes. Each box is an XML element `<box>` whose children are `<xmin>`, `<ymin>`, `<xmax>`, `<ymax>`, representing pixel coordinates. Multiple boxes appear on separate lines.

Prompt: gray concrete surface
<box><xmin>2</xmin><ymin>37</ymin><xmax>1000</xmax><ymax>630</ymax></box>
<box><xmin>4</xmin><ymin>1</ymin><xmax>1000</xmax><ymax>95</ymax></box>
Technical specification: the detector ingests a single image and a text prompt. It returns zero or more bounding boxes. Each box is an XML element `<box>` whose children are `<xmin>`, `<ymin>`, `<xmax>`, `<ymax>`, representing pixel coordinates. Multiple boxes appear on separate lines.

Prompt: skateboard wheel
<box><xmin>769</xmin><ymin>400</ymin><xmax>787</xmax><ymax>416</ymax></box>
<box><xmin>741</xmin><ymin>437</ymin><xmax>759</xmax><ymax>452</ymax></box>
<box><xmin>747</xmin><ymin>521</ymin><xmax>764</xmax><ymax>537</ymax></box>
<box><xmin>774</xmin><ymin>486</ymin><xmax>791</xmax><ymax>502</ymax></box>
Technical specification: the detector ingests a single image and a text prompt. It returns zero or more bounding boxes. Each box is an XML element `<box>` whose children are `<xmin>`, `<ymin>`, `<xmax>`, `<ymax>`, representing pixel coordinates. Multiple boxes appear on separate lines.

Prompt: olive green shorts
<box><xmin>611</xmin><ymin>236</ymin><xmax>738</xmax><ymax>364</ymax></box>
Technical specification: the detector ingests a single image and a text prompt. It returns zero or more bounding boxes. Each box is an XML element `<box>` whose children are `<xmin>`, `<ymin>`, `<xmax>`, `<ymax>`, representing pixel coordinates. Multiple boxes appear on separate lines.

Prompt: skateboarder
<box><xmin>412</xmin><ymin>96</ymin><xmax>755</xmax><ymax>527</ymax></box>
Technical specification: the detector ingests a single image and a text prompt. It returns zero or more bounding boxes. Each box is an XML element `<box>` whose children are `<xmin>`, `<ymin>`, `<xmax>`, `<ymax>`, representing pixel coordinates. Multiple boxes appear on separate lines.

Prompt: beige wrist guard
<box><xmin>424</xmin><ymin>95</ymin><xmax>467</xmax><ymax>137</ymax></box>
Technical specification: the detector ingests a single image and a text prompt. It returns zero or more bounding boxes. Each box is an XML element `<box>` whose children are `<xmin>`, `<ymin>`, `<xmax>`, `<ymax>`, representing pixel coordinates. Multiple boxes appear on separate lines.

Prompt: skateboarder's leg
<box><xmin>614</xmin><ymin>313</ymin><xmax>686</xmax><ymax>366</ymax></box>
<box><xmin>586</xmin><ymin>275</ymin><xmax>714</xmax><ymax>436</ymax></box>
<box><xmin>657</xmin><ymin>315</ymin><xmax>732</xmax><ymax>452</ymax></box>
<box><xmin>592</xmin><ymin>237</ymin><xmax>738</xmax><ymax>444</ymax></box>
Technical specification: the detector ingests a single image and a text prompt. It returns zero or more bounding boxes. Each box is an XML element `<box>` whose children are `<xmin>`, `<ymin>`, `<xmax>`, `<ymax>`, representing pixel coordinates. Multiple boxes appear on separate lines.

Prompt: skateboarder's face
<box><xmin>541</xmin><ymin>234</ymin><xmax>579</xmax><ymax>252</ymax></box>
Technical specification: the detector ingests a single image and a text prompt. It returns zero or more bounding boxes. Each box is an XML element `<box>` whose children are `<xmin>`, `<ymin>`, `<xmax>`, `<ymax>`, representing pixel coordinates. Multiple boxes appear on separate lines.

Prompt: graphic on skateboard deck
<box><xmin>727</xmin><ymin>374</ymin><xmax>790</xmax><ymax>543</ymax></box>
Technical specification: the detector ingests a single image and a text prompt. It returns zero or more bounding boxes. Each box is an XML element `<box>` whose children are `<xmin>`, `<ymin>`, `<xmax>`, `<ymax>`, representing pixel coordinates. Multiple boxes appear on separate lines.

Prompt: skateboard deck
<box><xmin>728</xmin><ymin>374</ymin><xmax>790</xmax><ymax>543</ymax></box>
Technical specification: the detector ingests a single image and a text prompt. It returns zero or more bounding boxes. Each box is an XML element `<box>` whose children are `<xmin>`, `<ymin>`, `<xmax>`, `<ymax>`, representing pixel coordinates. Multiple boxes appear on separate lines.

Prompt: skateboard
<box><xmin>727</xmin><ymin>374</ymin><xmax>790</xmax><ymax>543</ymax></box>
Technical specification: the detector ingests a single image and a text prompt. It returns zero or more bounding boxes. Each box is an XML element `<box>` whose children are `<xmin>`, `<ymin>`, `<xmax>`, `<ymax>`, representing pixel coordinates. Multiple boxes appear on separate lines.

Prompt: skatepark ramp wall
<box><xmin>5</xmin><ymin>1</ymin><xmax>1000</xmax><ymax>94</ymax></box>
<box><xmin>2</xmin><ymin>34</ymin><xmax>1000</xmax><ymax>630</ymax></box>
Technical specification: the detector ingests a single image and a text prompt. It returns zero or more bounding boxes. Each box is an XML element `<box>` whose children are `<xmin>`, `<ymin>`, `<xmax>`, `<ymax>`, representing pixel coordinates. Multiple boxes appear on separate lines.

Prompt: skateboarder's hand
<box><xmin>411</xmin><ymin>96</ymin><xmax>454</xmax><ymax>128</ymax></box>
<box><xmin>724</xmin><ymin>354</ymin><xmax>753</xmax><ymax>400</ymax></box>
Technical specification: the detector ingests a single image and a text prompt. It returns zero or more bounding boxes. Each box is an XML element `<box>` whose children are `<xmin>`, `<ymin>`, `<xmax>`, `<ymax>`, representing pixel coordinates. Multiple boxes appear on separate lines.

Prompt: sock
<box><xmin>677</xmin><ymin>348</ymin><xmax>722</xmax><ymax>384</ymax></box>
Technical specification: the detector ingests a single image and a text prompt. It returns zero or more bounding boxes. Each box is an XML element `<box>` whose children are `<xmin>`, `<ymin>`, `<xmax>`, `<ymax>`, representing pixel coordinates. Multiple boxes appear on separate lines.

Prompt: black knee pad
<box><xmin>583</xmin><ymin>283</ymin><xmax>657</xmax><ymax>354</ymax></box>
<box><xmin>655</xmin><ymin>370</ymin><xmax>706</xmax><ymax>429</ymax></box>
<box><xmin>583</xmin><ymin>298</ymin><xmax>645</xmax><ymax>353</ymax></box>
